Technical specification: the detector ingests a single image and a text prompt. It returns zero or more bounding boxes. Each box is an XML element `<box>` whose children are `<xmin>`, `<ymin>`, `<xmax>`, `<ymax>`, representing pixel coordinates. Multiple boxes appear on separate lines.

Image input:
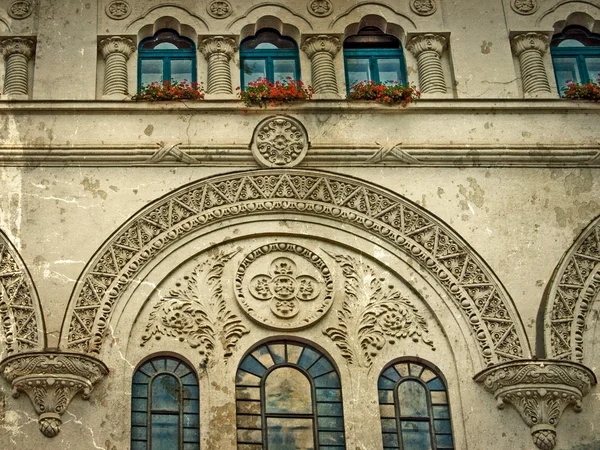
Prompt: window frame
<box><xmin>343</xmin><ymin>47</ymin><xmax>407</xmax><ymax>91</ymax></box>
<box><xmin>137</xmin><ymin>30</ymin><xmax>197</xmax><ymax>90</ymax></box>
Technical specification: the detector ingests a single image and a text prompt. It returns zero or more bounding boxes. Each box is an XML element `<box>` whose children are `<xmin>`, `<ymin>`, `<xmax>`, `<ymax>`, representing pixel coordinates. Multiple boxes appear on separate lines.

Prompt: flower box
<box><xmin>132</xmin><ymin>80</ymin><xmax>205</xmax><ymax>101</ymax></box>
<box><xmin>347</xmin><ymin>80</ymin><xmax>420</xmax><ymax>106</ymax></box>
<box><xmin>237</xmin><ymin>77</ymin><xmax>314</xmax><ymax>108</ymax></box>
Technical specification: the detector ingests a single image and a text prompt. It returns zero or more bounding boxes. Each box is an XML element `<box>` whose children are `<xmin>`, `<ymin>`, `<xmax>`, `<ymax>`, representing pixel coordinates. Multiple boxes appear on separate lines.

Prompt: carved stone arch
<box><xmin>329</xmin><ymin>2</ymin><xmax>417</xmax><ymax>34</ymax></box>
<box><xmin>59</xmin><ymin>169</ymin><xmax>530</xmax><ymax>368</ymax></box>
<box><xmin>135</xmin><ymin>16</ymin><xmax>198</xmax><ymax>44</ymax></box>
<box><xmin>238</xmin><ymin>16</ymin><xmax>302</xmax><ymax>45</ymax></box>
<box><xmin>342</xmin><ymin>14</ymin><xmax>407</xmax><ymax>44</ymax></box>
<box><xmin>542</xmin><ymin>213</ymin><xmax>600</xmax><ymax>363</ymax></box>
<box><xmin>0</xmin><ymin>229</ymin><xmax>45</xmax><ymax>356</ymax></box>
<box><xmin>125</xmin><ymin>4</ymin><xmax>208</xmax><ymax>35</ymax></box>
<box><xmin>536</xmin><ymin>3</ymin><xmax>600</xmax><ymax>29</ymax></box>
<box><xmin>226</xmin><ymin>5</ymin><xmax>313</xmax><ymax>34</ymax></box>
<box><xmin>550</xmin><ymin>11</ymin><xmax>600</xmax><ymax>33</ymax></box>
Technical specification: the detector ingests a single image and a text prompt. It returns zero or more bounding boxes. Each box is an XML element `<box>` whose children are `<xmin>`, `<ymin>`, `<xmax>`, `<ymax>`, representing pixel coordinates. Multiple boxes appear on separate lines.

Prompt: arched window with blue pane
<box><xmin>236</xmin><ymin>340</ymin><xmax>346</xmax><ymax>449</ymax></box>
<box><xmin>138</xmin><ymin>30</ymin><xmax>197</xmax><ymax>89</ymax></box>
<box><xmin>551</xmin><ymin>26</ymin><xmax>600</xmax><ymax>95</ymax></box>
<box><xmin>378</xmin><ymin>360</ymin><xmax>454</xmax><ymax>450</ymax></box>
<box><xmin>343</xmin><ymin>27</ymin><xmax>407</xmax><ymax>90</ymax></box>
<box><xmin>131</xmin><ymin>356</ymin><xmax>200</xmax><ymax>450</ymax></box>
<box><xmin>240</xmin><ymin>29</ymin><xmax>300</xmax><ymax>87</ymax></box>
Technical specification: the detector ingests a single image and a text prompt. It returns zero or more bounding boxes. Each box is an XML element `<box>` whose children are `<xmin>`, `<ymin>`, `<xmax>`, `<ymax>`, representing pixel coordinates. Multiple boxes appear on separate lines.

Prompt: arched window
<box><xmin>551</xmin><ymin>26</ymin><xmax>600</xmax><ymax>95</ymax></box>
<box><xmin>240</xmin><ymin>29</ymin><xmax>300</xmax><ymax>86</ymax></box>
<box><xmin>138</xmin><ymin>30</ymin><xmax>196</xmax><ymax>89</ymax></box>
<box><xmin>343</xmin><ymin>27</ymin><xmax>407</xmax><ymax>90</ymax></box>
<box><xmin>236</xmin><ymin>340</ymin><xmax>346</xmax><ymax>449</ymax></box>
<box><xmin>378</xmin><ymin>360</ymin><xmax>454</xmax><ymax>449</ymax></box>
<box><xmin>131</xmin><ymin>356</ymin><xmax>200</xmax><ymax>450</ymax></box>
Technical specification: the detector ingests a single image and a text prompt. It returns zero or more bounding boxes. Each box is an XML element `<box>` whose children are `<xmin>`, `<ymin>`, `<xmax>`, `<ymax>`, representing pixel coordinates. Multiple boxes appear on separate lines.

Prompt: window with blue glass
<box><xmin>378</xmin><ymin>360</ymin><xmax>454</xmax><ymax>450</ymax></box>
<box><xmin>236</xmin><ymin>340</ymin><xmax>346</xmax><ymax>449</ymax></box>
<box><xmin>240</xmin><ymin>29</ymin><xmax>300</xmax><ymax>86</ymax></box>
<box><xmin>131</xmin><ymin>356</ymin><xmax>199</xmax><ymax>450</ymax></box>
<box><xmin>343</xmin><ymin>27</ymin><xmax>407</xmax><ymax>90</ymax></box>
<box><xmin>138</xmin><ymin>30</ymin><xmax>196</xmax><ymax>89</ymax></box>
<box><xmin>551</xmin><ymin>26</ymin><xmax>600</xmax><ymax>95</ymax></box>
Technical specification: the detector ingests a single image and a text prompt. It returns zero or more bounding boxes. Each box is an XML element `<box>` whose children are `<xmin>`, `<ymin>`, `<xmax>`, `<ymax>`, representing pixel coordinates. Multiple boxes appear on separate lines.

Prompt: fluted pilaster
<box><xmin>511</xmin><ymin>32</ymin><xmax>551</xmax><ymax>94</ymax></box>
<box><xmin>406</xmin><ymin>34</ymin><xmax>447</xmax><ymax>94</ymax></box>
<box><xmin>199</xmin><ymin>36</ymin><xmax>236</xmax><ymax>94</ymax></box>
<box><xmin>301</xmin><ymin>35</ymin><xmax>341</xmax><ymax>94</ymax></box>
<box><xmin>99</xmin><ymin>36</ymin><xmax>135</xmax><ymax>97</ymax></box>
<box><xmin>1</xmin><ymin>38</ymin><xmax>35</xmax><ymax>96</ymax></box>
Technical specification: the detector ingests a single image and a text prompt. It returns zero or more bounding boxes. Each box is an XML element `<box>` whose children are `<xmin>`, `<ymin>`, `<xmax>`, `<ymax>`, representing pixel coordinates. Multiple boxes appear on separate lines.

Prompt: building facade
<box><xmin>0</xmin><ymin>0</ymin><xmax>599</xmax><ymax>449</ymax></box>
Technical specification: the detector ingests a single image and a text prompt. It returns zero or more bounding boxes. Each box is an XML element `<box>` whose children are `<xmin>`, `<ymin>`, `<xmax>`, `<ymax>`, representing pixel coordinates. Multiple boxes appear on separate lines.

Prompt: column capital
<box><xmin>406</xmin><ymin>34</ymin><xmax>446</xmax><ymax>57</ymax></box>
<box><xmin>301</xmin><ymin>35</ymin><xmax>341</xmax><ymax>58</ymax></box>
<box><xmin>0</xmin><ymin>37</ymin><xmax>35</xmax><ymax>60</ymax></box>
<box><xmin>199</xmin><ymin>36</ymin><xmax>237</xmax><ymax>59</ymax></box>
<box><xmin>99</xmin><ymin>36</ymin><xmax>136</xmax><ymax>60</ymax></box>
<box><xmin>511</xmin><ymin>32</ymin><xmax>549</xmax><ymax>56</ymax></box>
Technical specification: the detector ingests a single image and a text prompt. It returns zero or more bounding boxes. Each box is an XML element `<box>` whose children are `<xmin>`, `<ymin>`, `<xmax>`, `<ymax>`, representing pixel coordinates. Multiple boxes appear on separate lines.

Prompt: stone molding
<box><xmin>0</xmin><ymin>37</ymin><xmax>35</xmax><ymax>96</ymax></box>
<box><xmin>511</xmin><ymin>33</ymin><xmax>551</xmax><ymax>94</ymax></box>
<box><xmin>199</xmin><ymin>36</ymin><xmax>237</xmax><ymax>94</ymax></box>
<box><xmin>475</xmin><ymin>360</ymin><xmax>596</xmax><ymax>450</ymax></box>
<box><xmin>406</xmin><ymin>34</ymin><xmax>447</xmax><ymax>94</ymax></box>
<box><xmin>0</xmin><ymin>352</ymin><xmax>108</xmax><ymax>438</ymax></box>
<box><xmin>543</xmin><ymin>214</ymin><xmax>600</xmax><ymax>362</ymax></box>
<box><xmin>60</xmin><ymin>169</ymin><xmax>529</xmax><ymax>367</ymax></box>
<box><xmin>0</xmin><ymin>230</ymin><xmax>45</xmax><ymax>355</ymax></box>
<box><xmin>250</xmin><ymin>115</ymin><xmax>309</xmax><ymax>167</ymax></box>
<box><xmin>302</xmin><ymin>35</ymin><xmax>341</xmax><ymax>94</ymax></box>
<box><xmin>99</xmin><ymin>36</ymin><xmax>135</xmax><ymax>97</ymax></box>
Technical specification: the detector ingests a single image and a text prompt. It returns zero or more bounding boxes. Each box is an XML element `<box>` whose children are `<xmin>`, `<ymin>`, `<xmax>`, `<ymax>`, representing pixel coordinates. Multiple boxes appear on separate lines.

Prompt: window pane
<box><xmin>267</xmin><ymin>417</ymin><xmax>315</xmax><ymax>450</ymax></box>
<box><xmin>243</xmin><ymin>59</ymin><xmax>267</xmax><ymax>85</ymax></box>
<box><xmin>397</xmin><ymin>381</ymin><xmax>428</xmax><ymax>417</ymax></box>
<box><xmin>170</xmin><ymin>59</ymin><xmax>193</xmax><ymax>83</ymax></box>
<box><xmin>553</xmin><ymin>57</ymin><xmax>581</xmax><ymax>94</ymax></box>
<box><xmin>141</xmin><ymin>60</ymin><xmax>163</xmax><ymax>87</ymax></box>
<box><xmin>151</xmin><ymin>414</ymin><xmax>179</xmax><ymax>450</ymax></box>
<box><xmin>273</xmin><ymin>59</ymin><xmax>297</xmax><ymax>81</ymax></box>
<box><xmin>400</xmin><ymin>421</ymin><xmax>433</xmax><ymax>450</ymax></box>
<box><xmin>151</xmin><ymin>374</ymin><xmax>180</xmax><ymax>411</ymax></box>
<box><xmin>265</xmin><ymin>367</ymin><xmax>312</xmax><ymax>414</ymax></box>
<box><xmin>346</xmin><ymin>58</ymin><xmax>371</xmax><ymax>85</ymax></box>
<box><xmin>377</xmin><ymin>58</ymin><xmax>402</xmax><ymax>84</ymax></box>
<box><xmin>585</xmin><ymin>57</ymin><xmax>600</xmax><ymax>83</ymax></box>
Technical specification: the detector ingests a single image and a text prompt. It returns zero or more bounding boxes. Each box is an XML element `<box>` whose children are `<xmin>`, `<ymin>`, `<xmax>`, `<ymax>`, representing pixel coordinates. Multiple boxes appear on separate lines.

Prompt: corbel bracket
<box><xmin>475</xmin><ymin>359</ymin><xmax>596</xmax><ymax>450</ymax></box>
<box><xmin>0</xmin><ymin>352</ymin><xmax>108</xmax><ymax>437</ymax></box>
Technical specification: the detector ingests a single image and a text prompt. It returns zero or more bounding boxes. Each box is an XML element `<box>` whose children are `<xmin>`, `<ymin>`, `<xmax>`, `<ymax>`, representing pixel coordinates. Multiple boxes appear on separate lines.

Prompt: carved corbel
<box><xmin>475</xmin><ymin>360</ymin><xmax>596</xmax><ymax>450</ymax></box>
<box><xmin>0</xmin><ymin>352</ymin><xmax>108</xmax><ymax>438</ymax></box>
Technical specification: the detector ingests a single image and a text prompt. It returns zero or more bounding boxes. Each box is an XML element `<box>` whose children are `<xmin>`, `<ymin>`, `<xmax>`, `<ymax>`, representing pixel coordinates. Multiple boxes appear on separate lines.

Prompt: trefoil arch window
<box><xmin>343</xmin><ymin>26</ymin><xmax>407</xmax><ymax>91</ymax></box>
<box><xmin>131</xmin><ymin>355</ymin><xmax>200</xmax><ymax>450</ymax></box>
<box><xmin>378</xmin><ymin>360</ymin><xmax>454</xmax><ymax>449</ymax></box>
<box><xmin>551</xmin><ymin>26</ymin><xmax>600</xmax><ymax>95</ymax></box>
<box><xmin>239</xmin><ymin>29</ymin><xmax>300</xmax><ymax>86</ymax></box>
<box><xmin>138</xmin><ymin>30</ymin><xmax>197</xmax><ymax>89</ymax></box>
<box><xmin>236</xmin><ymin>340</ymin><xmax>346</xmax><ymax>449</ymax></box>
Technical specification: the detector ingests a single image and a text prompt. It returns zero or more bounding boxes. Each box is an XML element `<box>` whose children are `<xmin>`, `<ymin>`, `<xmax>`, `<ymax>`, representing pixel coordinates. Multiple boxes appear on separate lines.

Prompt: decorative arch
<box><xmin>537</xmin><ymin>3</ymin><xmax>600</xmax><ymax>28</ymax></box>
<box><xmin>342</xmin><ymin>14</ymin><xmax>407</xmax><ymax>42</ymax></box>
<box><xmin>59</xmin><ymin>170</ymin><xmax>529</xmax><ymax>367</ymax></box>
<box><xmin>0</xmin><ymin>229</ymin><xmax>45</xmax><ymax>355</ymax></box>
<box><xmin>126</xmin><ymin>4</ymin><xmax>208</xmax><ymax>35</ymax></box>
<box><xmin>226</xmin><ymin>4</ymin><xmax>313</xmax><ymax>33</ymax></box>
<box><xmin>542</xmin><ymin>214</ymin><xmax>600</xmax><ymax>362</ymax></box>
<box><xmin>135</xmin><ymin>16</ymin><xmax>198</xmax><ymax>44</ymax></box>
<box><xmin>329</xmin><ymin>2</ymin><xmax>416</xmax><ymax>33</ymax></box>
<box><xmin>238</xmin><ymin>15</ymin><xmax>302</xmax><ymax>44</ymax></box>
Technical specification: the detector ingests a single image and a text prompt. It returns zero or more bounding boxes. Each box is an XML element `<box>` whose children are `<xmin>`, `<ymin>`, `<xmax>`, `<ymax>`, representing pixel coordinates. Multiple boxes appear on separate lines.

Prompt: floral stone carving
<box><xmin>207</xmin><ymin>0</ymin><xmax>232</xmax><ymax>19</ymax></box>
<box><xmin>308</xmin><ymin>0</ymin><xmax>333</xmax><ymax>17</ymax></box>
<box><xmin>105</xmin><ymin>0</ymin><xmax>131</xmax><ymax>20</ymax></box>
<box><xmin>475</xmin><ymin>360</ymin><xmax>596</xmax><ymax>450</ymax></box>
<box><xmin>8</xmin><ymin>0</ymin><xmax>32</xmax><ymax>19</ymax></box>
<box><xmin>142</xmin><ymin>251</ymin><xmax>248</xmax><ymax>371</ymax></box>
<box><xmin>0</xmin><ymin>352</ymin><xmax>108</xmax><ymax>437</ymax></box>
<box><xmin>410</xmin><ymin>0</ymin><xmax>437</xmax><ymax>16</ymax></box>
<box><xmin>251</xmin><ymin>116</ymin><xmax>309</xmax><ymax>168</ymax></box>
<box><xmin>235</xmin><ymin>243</ymin><xmax>333</xmax><ymax>329</ymax></box>
<box><xmin>323</xmin><ymin>254</ymin><xmax>433</xmax><ymax>369</ymax></box>
<box><xmin>511</xmin><ymin>0</ymin><xmax>538</xmax><ymax>15</ymax></box>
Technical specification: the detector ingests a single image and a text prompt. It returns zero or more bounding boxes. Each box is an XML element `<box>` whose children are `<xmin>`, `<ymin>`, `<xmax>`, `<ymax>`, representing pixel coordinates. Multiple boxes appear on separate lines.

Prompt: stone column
<box><xmin>199</xmin><ymin>36</ymin><xmax>237</xmax><ymax>94</ymax></box>
<box><xmin>301</xmin><ymin>35</ymin><xmax>341</xmax><ymax>95</ymax></box>
<box><xmin>0</xmin><ymin>38</ymin><xmax>35</xmax><ymax>96</ymax></box>
<box><xmin>406</xmin><ymin>34</ymin><xmax>447</xmax><ymax>93</ymax></box>
<box><xmin>511</xmin><ymin>32</ymin><xmax>551</xmax><ymax>94</ymax></box>
<box><xmin>99</xmin><ymin>36</ymin><xmax>135</xmax><ymax>97</ymax></box>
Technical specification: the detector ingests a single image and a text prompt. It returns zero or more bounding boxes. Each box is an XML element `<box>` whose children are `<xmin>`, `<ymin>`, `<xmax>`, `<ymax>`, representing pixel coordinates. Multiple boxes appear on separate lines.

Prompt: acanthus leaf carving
<box><xmin>323</xmin><ymin>253</ymin><xmax>434</xmax><ymax>369</ymax></box>
<box><xmin>142</xmin><ymin>251</ymin><xmax>249</xmax><ymax>370</ymax></box>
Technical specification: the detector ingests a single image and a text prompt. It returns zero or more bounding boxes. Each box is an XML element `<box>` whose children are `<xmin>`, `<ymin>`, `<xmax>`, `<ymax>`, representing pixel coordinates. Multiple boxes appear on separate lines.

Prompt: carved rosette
<box><xmin>235</xmin><ymin>243</ymin><xmax>333</xmax><ymax>329</ymax></box>
<box><xmin>410</xmin><ymin>0</ymin><xmax>437</xmax><ymax>16</ymax></box>
<box><xmin>105</xmin><ymin>0</ymin><xmax>131</xmax><ymax>20</ymax></box>
<box><xmin>511</xmin><ymin>0</ymin><xmax>538</xmax><ymax>15</ymax></box>
<box><xmin>308</xmin><ymin>0</ymin><xmax>333</xmax><ymax>17</ymax></box>
<box><xmin>511</xmin><ymin>33</ymin><xmax>551</xmax><ymax>94</ymax></box>
<box><xmin>199</xmin><ymin>36</ymin><xmax>237</xmax><ymax>94</ymax></box>
<box><xmin>301</xmin><ymin>35</ymin><xmax>341</xmax><ymax>94</ymax></box>
<box><xmin>475</xmin><ymin>360</ymin><xmax>596</xmax><ymax>450</ymax></box>
<box><xmin>99</xmin><ymin>36</ymin><xmax>136</xmax><ymax>96</ymax></box>
<box><xmin>251</xmin><ymin>116</ymin><xmax>309</xmax><ymax>168</ymax></box>
<box><xmin>207</xmin><ymin>0</ymin><xmax>232</xmax><ymax>19</ymax></box>
<box><xmin>0</xmin><ymin>352</ymin><xmax>108</xmax><ymax>438</ymax></box>
<box><xmin>406</xmin><ymin>34</ymin><xmax>447</xmax><ymax>94</ymax></box>
<box><xmin>8</xmin><ymin>0</ymin><xmax>33</xmax><ymax>19</ymax></box>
